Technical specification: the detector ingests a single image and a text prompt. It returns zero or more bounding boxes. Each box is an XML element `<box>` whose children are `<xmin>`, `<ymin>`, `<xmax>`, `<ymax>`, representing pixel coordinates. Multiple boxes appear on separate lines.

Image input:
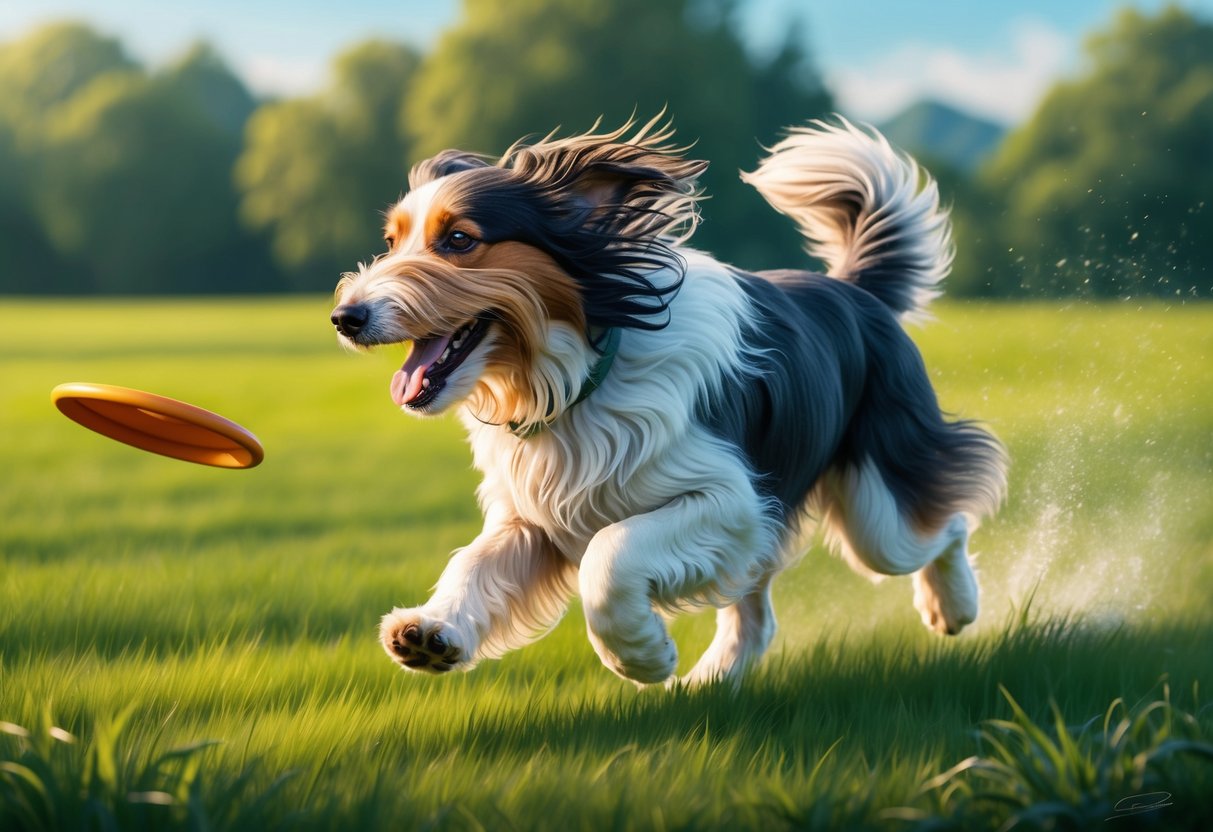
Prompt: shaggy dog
<box><xmin>331</xmin><ymin>117</ymin><xmax>1007</xmax><ymax>686</ymax></box>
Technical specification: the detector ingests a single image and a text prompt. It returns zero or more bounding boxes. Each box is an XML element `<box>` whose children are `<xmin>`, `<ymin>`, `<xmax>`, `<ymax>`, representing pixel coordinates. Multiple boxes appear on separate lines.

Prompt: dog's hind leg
<box><xmin>910</xmin><ymin>526</ymin><xmax>979</xmax><ymax>636</ymax></box>
<box><xmin>681</xmin><ymin>572</ymin><xmax>776</xmax><ymax>686</ymax></box>
<box><xmin>822</xmin><ymin>459</ymin><xmax>978</xmax><ymax>635</ymax></box>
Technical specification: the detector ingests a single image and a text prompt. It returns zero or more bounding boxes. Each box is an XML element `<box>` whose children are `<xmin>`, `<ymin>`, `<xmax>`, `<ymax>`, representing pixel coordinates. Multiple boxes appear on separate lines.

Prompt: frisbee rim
<box><xmin>51</xmin><ymin>382</ymin><xmax>264</xmax><ymax>469</ymax></box>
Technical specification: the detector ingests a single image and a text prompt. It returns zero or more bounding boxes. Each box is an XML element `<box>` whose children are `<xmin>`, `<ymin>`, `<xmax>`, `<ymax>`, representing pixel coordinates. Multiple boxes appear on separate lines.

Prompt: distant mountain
<box><xmin>878</xmin><ymin>100</ymin><xmax>1007</xmax><ymax>172</ymax></box>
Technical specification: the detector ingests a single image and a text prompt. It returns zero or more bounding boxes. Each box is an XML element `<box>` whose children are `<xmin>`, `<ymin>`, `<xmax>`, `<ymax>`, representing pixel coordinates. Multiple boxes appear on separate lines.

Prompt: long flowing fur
<box><xmin>332</xmin><ymin>117</ymin><xmax>1008</xmax><ymax>687</ymax></box>
<box><xmin>412</xmin><ymin>115</ymin><xmax>706</xmax><ymax>331</ymax></box>
<box><xmin>741</xmin><ymin>118</ymin><xmax>952</xmax><ymax>321</ymax></box>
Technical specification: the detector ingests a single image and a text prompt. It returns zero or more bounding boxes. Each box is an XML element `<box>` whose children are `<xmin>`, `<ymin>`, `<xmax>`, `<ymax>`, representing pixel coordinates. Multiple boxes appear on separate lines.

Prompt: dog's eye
<box><xmin>443</xmin><ymin>230</ymin><xmax>477</xmax><ymax>253</ymax></box>
<box><xmin>384</xmin><ymin>235</ymin><xmax>396</xmax><ymax>249</ymax></box>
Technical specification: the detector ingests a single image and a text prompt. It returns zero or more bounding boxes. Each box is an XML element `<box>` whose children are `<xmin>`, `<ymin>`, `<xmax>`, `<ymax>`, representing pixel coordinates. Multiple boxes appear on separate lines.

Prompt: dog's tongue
<box><xmin>391</xmin><ymin>334</ymin><xmax>452</xmax><ymax>405</ymax></box>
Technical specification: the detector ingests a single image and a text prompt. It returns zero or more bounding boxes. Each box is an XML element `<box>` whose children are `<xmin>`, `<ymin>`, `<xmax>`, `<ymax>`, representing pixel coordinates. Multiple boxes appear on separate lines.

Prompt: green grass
<box><xmin>2</xmin><ymin>298</ymin><xmax>1212</xmax><ymax>830</ymax></box>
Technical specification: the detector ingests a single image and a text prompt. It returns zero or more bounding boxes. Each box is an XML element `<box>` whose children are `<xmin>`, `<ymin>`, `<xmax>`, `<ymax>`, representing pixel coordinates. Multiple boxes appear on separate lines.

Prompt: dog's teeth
<box><xmin>422</xmin><ymin>378</ymin><xmax>430</xmax><ymax>389</ymax></box>
<box><xmin>438</xmin><ymin>347</ymin><xmax>450</xmax><ymax>364</ymax></box>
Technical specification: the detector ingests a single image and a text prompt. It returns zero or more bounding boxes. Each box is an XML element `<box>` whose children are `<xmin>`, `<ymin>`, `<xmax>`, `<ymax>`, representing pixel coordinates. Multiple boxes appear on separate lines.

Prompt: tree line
<box><xmin>0</xmin><ymin>2</ymin><xmax>1209</xmax><ymax>298</ymax></box>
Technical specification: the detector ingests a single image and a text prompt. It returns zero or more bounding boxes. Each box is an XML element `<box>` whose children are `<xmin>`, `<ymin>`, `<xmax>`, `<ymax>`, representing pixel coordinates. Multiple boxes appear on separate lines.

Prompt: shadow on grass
<box><xmin>437</xmin><ymin>616</ymin><xmax>1213</xmax><ymax>765</ymax></box>
<box><xmin>380</xmin><ymin>616</ymin><xmax>1213</xmax><ymax>829</ymax></box>
<box><xmin>5</xmin><ymin>615</ymin><xmax>1212</xmax><ymax>831</ymax></box>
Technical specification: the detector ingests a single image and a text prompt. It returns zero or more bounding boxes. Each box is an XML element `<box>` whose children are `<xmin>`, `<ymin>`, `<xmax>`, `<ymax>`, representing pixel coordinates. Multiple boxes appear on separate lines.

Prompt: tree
<box><xmin>406</xmin><ymin>0</ymin><xmax>832</xmax><ymax>270</ymax></box>
<box><xmin>0</xmin><ymin>23</ymin><xmax>135</xmax><ymax>291</ymax></box>
<box><xmin>0</xmin><ymin>24</ymin><xmax>278</xmax><ymax>294</ymax></box>
<box><xmin>165</xmin><ymin>42</ymin><xmax>258</xmax><ymax>139</ymax></box>
<box><xmin>28</xmin><ymin>42</ymin><xmax>278</xmax><ymax>293</ymax></box>
<box><xmin>236</xmin><ymin>41</ymin><xmax>422</xmax><ymax>289</ymax></box>
<box><xmin>0</xmin><ymin>118</ymin><xmax>67</xmax><ymax>287</ymax></box>
<box><xmin>912</xmin><ymin>157</ymin><xmax>1009</xmax><ymax>298</ymax></box>
<box><xmin>0</xmin><ymin>22</ymin><xmax>135</xmax><ymax>129</ymax></box>
<box><xmin>980</xmin><ymin>6</ymin><xmax>1213</xmax><ymax>298</ymax></box>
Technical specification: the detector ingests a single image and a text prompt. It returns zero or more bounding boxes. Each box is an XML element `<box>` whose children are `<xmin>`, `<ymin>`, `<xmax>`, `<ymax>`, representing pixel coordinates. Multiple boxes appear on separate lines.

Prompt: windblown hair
<box><xmin>411</xmin><ymin>116</ymin><xmax>707</xmax><ymax>331</ymax></box>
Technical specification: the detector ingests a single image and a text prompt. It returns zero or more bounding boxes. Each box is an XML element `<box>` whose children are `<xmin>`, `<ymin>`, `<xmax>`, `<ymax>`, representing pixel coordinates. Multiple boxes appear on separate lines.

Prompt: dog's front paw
<box><xmin>587</xmin><ymin>609</ymin><xmax>679</xmax><ymax>686</ymax></box>
<box><xmin>380</xmin><ymin>609</ymin><xmax>468</xmax><ymax>673</ymax></box>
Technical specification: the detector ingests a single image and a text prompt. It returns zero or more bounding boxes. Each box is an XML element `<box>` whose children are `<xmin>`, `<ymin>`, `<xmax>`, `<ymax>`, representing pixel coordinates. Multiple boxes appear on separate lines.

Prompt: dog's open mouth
<box><xmin>391</xmin><ymin>317</ymin><xmax>490</xmax><ymax>409</ymax></box>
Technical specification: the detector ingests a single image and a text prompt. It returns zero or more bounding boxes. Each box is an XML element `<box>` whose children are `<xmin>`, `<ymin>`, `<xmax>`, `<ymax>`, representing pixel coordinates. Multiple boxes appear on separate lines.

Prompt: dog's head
<box><xmin>331</xmin><ymin>117</ymin><xmax>706</xmax><ymax>428</ymax></box>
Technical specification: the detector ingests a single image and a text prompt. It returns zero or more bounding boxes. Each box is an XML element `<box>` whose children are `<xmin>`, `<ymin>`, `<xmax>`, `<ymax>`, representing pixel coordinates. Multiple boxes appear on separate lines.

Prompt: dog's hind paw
<box><xmin>912</xmin><ymin>548</ymin><xmax>979</xmax><ymax>636</ymax></box>
<box><xmin>380</xmin><ymin>609</ymin><xmax>467</xmax><ymax>673</ymax></box>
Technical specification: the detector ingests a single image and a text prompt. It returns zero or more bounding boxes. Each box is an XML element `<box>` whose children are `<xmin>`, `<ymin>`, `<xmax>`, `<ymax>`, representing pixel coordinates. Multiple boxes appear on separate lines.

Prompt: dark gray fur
<box><xmin>703</xmin><ymin>269</ymin><xmax>1006</xmax><ymax>533</ymax></box>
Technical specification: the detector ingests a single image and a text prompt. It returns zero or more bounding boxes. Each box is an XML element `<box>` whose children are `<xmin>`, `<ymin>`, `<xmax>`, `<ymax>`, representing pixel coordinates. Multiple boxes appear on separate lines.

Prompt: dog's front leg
<box><xmin>380</xmin><ymin>520</ymin><xmax>575</xmax><ymax>674</ymax></box>
<box><xmin>579</xmin><ymin>490</ymin><xmax>771</xmax><ymax>685</ymax></box>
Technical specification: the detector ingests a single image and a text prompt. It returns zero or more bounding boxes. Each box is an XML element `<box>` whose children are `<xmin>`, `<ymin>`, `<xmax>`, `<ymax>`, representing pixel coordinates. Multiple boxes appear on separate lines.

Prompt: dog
<box><xmin>331</xmin><ymin>116</ymin><xmax>1007</xmax><ymax>686</ymax></box>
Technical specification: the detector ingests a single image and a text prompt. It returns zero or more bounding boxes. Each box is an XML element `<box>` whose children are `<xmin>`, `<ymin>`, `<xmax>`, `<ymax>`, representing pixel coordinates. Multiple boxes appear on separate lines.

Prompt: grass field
<box><xmin>2</xmin><ymin>298</ymin><xmax>1212</xmax><ymax>830</ymax></box>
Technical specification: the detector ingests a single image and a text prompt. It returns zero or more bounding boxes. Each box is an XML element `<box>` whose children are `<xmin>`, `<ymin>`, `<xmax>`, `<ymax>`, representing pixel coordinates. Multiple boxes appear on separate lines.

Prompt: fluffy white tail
<box><xmin>741</xmin><ymin>118</ymin><xmax>953</xmax><ymax>319</ymax></box>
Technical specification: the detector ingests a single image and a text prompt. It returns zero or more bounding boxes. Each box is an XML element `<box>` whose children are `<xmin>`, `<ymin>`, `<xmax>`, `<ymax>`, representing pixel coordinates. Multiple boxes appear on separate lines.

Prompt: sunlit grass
<box><xmin>4</xmin><ymin>619</ymin><xmax>1211</xmax><ymax>830</ymax></box>
<box><xmin>2</xmin><ymin>298</ymin><xmax>1212</xmax><ymax>829</ymax></box>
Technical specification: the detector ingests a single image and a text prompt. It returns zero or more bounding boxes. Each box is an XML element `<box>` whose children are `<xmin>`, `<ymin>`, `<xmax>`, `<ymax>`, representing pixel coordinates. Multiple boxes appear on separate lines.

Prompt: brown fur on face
<box><xmin>423</xmin><ymin>208</ymin><xmax>458</xmax><ymax>251</ymax></box>
<box><xmin>470</xmin><ymin>240</ymin><xmax>585</xmax><ymax>375</ymax></box>
<box><xmin>336</xmin><ymin>233</ymin><xmax>587</xmax><ymax>424</ymax></box>
<box><xmin>468</xmin><ymin>241</ymin><xmax>587</xmax><ymax>421</ymax></box>
<box><xmin>361</xmin><ymin>179</ymin><xmax>588</xmax><ymax>418</ymax></box>
<box><xmin>383</xmin><ymin>206</ymin><xmax>411</xmax><ymax>252</ymax></box>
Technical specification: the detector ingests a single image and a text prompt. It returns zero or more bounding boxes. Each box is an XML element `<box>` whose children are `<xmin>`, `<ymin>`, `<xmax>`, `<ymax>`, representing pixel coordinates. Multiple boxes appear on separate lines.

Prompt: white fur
<box><xmin>682</xmin><ymin>573</ymin><xmax>776</xmax><ymax>686</ymax></box>
<box><xmin>391</xmin><ymin>180</ymin><xmax>443</xmax><ymax>254</ymax></box>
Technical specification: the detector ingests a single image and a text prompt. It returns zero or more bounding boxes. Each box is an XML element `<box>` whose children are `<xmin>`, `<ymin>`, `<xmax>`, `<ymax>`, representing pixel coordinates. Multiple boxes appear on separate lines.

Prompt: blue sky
<box><xmin>2</xmin><ymin>0</ymin><xmax>1211</xmax><ymax>124</ymax></box>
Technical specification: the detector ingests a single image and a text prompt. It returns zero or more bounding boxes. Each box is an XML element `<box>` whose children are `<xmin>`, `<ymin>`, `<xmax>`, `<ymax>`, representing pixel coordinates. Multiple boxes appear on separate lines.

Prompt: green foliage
<box><xmin>980</xmin><ymin>6</ymin><xmax>1213</xmax><ymax>298</ymax></box>
<box><xmin>36</xmin><ymin>59</ymin><xmax>273</xmax><ymax>293</ymax></box>
<box><xmin>0</xmin><ymin>24</ymin><xmax>135</xmax><ymax>291</ymax></box>
<box><xmin>407</xmin><ymin>0</ymin><xmax>832</xmax><ymax>269</ymax></box>
<box><xmin>0</xmin><ymin>24</ymin><xmax>279</xmax><ymax>294</ymax></box>
<box><xmin>4</xmin><ymin>5</ymin><xmax>1213</xmax><ymax>299</ymax></box>
<box><xmin>911</xmin><ymin>158</ymin><xmax>1009</xmax><ymax>297</ymax></box>
<box><xmin>0</xmin><ymin>119</ymin><xmax>62</xmax><ymax>284</ymax></box>
<box><xmin>236</xmin><ymin>41</ymin><xmax>421</xmax><ymax>289</ymax></box>
<box><xmin>0</xmin><ymin>22</ymin><xmax>135</xmax><ymax>129</ymax></box>
<box><xmin>165</xmin><ymin>43</ymin><xmax>258</xmax><ymax>139</ymax></box>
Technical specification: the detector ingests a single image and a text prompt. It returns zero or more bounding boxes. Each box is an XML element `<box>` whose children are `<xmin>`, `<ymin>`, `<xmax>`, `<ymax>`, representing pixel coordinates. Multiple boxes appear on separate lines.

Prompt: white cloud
<box><xmin>827</xmin><ymin>19</ymin><xmax>1073</xmax><ymax>125</ymax></box>
<box><xmin>238</xmin><ymin>53</ymin><xmax>328</xmax><ymax>99</ymax></box>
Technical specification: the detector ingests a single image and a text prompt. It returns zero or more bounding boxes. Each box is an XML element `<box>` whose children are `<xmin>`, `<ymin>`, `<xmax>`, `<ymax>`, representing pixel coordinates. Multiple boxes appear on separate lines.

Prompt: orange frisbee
<box><xmin>51</xmin><ymin>383</ymin><xmax>264</xmax><ymax>469</ymax></box>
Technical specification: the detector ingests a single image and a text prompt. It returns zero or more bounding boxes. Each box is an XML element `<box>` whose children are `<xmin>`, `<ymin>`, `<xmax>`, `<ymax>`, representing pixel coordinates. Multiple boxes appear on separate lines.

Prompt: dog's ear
<box><xmin>504</xmin><ymin>118</ymin><xmax>708</xmax><ymax>243</ymax></box>
<box><xmin>568</xmin><ymin>156</ymin><xmax>707</xmax><ymax>230</ymax></box>
<box><xmin>494</xmin><ymin>118</ymin><xmax>707</xmax><ymax>332</ymax></box>
<box><xmin>409</xmin><ymin>150</ymin><xmax>491</xmax><ymax>189</ymax></box>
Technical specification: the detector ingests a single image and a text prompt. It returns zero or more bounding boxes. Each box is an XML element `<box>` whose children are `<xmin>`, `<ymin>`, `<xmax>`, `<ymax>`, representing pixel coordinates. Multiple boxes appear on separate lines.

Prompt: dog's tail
<box><xmin>741</xmin><ymin>118</ymin><xmax>952</xmax><ymax>320</ymax></box>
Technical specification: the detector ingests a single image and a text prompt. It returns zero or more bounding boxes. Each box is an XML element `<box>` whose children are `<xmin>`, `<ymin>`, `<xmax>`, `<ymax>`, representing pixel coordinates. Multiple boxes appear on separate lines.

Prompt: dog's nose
<box><xmin>331</xmin><ymin>304</ymin><xmax>370</xmax><ymax>338</ymax></box>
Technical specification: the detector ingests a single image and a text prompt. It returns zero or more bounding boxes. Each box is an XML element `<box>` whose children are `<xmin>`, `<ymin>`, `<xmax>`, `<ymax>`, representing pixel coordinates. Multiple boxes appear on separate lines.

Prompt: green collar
<box><xmin>509</xmin><ymin>327</ymin><xmax>621</xmax><ymax>439</ymax></box>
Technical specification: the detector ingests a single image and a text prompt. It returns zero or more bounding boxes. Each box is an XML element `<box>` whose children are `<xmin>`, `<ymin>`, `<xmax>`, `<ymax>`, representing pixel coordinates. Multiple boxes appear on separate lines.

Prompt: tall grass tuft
<box><xmin>0</xmin><ymin>706</ymin><xmax>294</xmax><ymax>831</ymax></box>
<box><xmin>921</xmin><ymin>683</ymin><xmax>1213</xmax><ymax>830</ymax></box>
